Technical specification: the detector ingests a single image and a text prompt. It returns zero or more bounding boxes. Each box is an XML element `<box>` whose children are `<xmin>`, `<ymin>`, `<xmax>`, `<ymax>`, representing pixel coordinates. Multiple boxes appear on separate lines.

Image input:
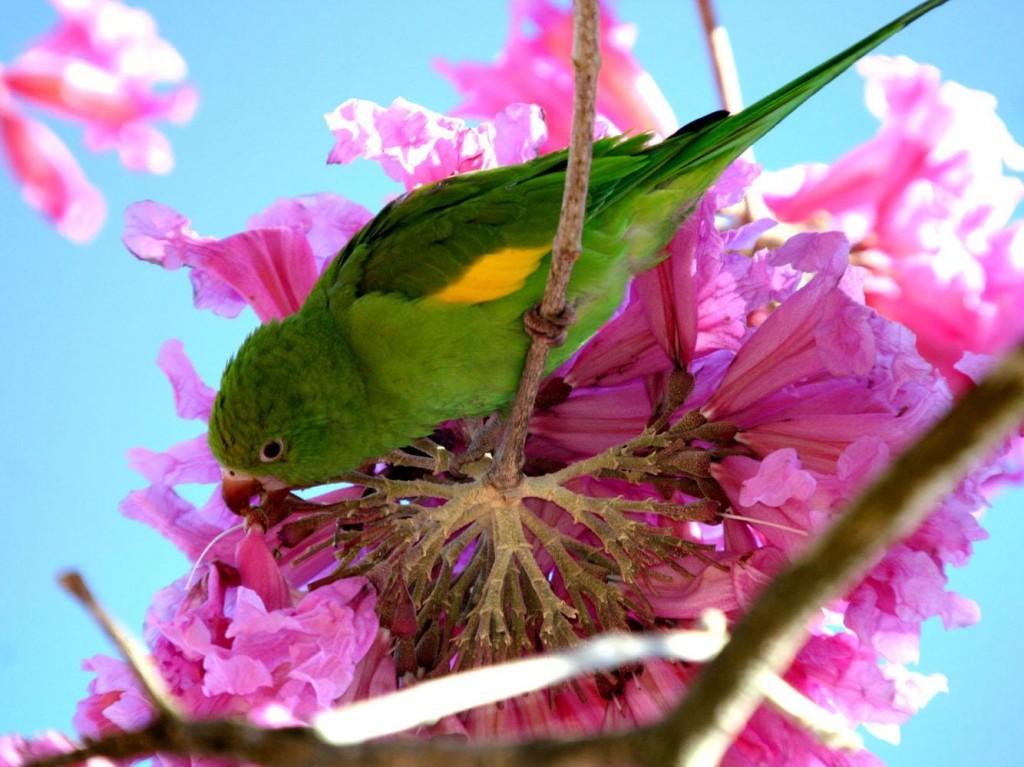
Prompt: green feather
<box><xmin>209</xmin><ymin>0</ymin><xmax>948</xmax><ymax>489</ymax></box>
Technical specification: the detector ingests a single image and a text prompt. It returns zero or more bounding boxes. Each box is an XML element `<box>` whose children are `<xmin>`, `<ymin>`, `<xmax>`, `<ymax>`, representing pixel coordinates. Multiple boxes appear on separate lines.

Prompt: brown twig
<box><xmin>696</xmin><ymin>0</ymin><xmax>744</xmax><ymax>114</ymax></box>
<box><xmin>58</xmin><ymin>572</ymin><xmax>181</xmax><ymax>719</ymax></box>
<box><xmin>646</xmin><ymin>342</ymin><xmax>1024</xmax><ymax>767</ymax></box>
<box><xmin>694</xmin><ymin>0</ymin><xmax>772</xmax><ymax>224</ymax></box>
<box><xmin>488</xmin><ymin>0</ymin><xmax>601</xmax><ymax>490</ymax></box>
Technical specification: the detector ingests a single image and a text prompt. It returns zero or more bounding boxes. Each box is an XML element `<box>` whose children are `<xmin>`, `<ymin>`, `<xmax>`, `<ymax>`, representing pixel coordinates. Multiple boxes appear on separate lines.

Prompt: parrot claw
<box><xmin>524</xmin><ymin>304</ymin><xmax>577</xmax><ymax>347</ymax></box>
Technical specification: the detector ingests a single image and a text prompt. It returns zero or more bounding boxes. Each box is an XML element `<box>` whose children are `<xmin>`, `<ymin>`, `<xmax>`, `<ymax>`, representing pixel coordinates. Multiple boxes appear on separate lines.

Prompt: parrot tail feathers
<box><xmin>607</xmin><ymin>0</ymin><xmax>950</xmax><ymax>273</ymax></box>
<box><xmin>663</xmin><ymin>0</ymin><xmax>950</xmax><ymax>178</ymax></box>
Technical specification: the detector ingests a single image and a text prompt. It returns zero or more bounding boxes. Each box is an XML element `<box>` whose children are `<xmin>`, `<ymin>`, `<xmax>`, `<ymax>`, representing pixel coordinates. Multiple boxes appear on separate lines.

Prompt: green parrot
<box><xmin>210</xmin><ymin>0</ymin><xmax>946</xmax><ymax>510</ymax></box>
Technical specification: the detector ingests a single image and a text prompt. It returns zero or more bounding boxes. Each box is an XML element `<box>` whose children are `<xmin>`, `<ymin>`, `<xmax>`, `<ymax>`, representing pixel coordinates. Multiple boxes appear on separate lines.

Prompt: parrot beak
<box><xmin>221</xmin><ymin>468</ymin><xmax>261</xmax><ymax>514</ymax></box>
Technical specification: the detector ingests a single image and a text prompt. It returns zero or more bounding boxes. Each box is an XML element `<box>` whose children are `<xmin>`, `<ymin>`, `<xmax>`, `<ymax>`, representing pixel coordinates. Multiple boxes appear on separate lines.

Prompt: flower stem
<box><xmin>488</xmin><ymin>0</ymin><xmax>601</xmax><ymax>490</ymax></box>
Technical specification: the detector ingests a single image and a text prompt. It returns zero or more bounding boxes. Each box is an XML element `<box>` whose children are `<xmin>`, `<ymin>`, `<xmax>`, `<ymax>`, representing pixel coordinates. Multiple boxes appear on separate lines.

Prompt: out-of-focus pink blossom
<box><xmin>326</xmin><ymin>98</ymin><xmax>547</xmax><ymax>190</ymax></box>
<box><xmin>4</xmin><ymin>0</ymin><xmax>197</xmax><ymax>171</ymax></box>
<box><xmin>0</xmin><ymin>86</ymin><xmax>105</xmax><ymax>241</ymax></box>
<box><xmin>760</xmin><ymin>55</ymin><xmax>1024</xmax><ymax>393</ymax></box>
<box><xmin>437</xmin><ymin>0</ymin><xmax>677</xmax><ymax>152</ymax></box>
<box><xmin>0</xmin><ymin>0</ymin><xmax>196</xmax><ymax>241</ymax></box>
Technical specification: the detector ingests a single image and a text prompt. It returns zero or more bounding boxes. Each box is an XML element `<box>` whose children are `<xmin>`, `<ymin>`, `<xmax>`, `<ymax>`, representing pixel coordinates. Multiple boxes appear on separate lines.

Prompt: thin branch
<box><xmin>696</xmin><ymin>0</ymin><xmax>744</xmax><ymax>114</ymax></box>
<box><xmin>488</xmin><ymin>0</ymin><xmax>601</xmax><ymax>490</ymax></box>
<box><xmin>58</xmin><ymin>571</ymin><xmax>181</xmax><ymax>718</ymax></box>
<box><xmin>648</xmin><ymin>342</ymin><xmax>1024</xmax><ymax>767</ymax></box>
<box><xmin>694</xmin><ymin>0</ymin><xmax>772</xmax><ymax>224</ymax></box>
<box><xmin>758</xmin><ymin>674</ymin><xmax>862</xmax><ymax>752</ymax></box>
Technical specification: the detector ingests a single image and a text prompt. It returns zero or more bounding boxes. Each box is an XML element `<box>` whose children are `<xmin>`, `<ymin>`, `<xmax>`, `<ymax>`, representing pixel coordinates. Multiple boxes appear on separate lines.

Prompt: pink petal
<box><xmin>124</xmin><ymin>200</ymin><xmax>320</xmax><ymax>320</ymax></box>
<box><xmin>704</xmin><ymin>234</ymin><xmax>851</xmax><ymax>420</ymax></box>
<box><xmin>0</xmin><ymin>100</ymin><xmax>105</xmax><ymax>242</ymax></box>
<box><xmin>126</xmin><ymin>435</ymin><xmax>219</xmax><ymax>486</ymax></box>
<box><xmin>529</xmin><ymin>381</ymin><xmax>653</xmax><ymax>460</ymax></box>
<box><xmin>74</xmin><ymin>654</ymin><xmax>153</xmax><ymax>739</ymax></box>
<box><xmin>122</xmin><ymin>199</ymin><xmax>202</xmax><ymax>268</ymax></box>
<box><xmin>814</xmin><ymin>295</ymin><xmax>876</xmax><ymax>377</ymax></box>
<box><xmin>156</xmin><ymin>339</ymin><xmax>216</xmax><ymax>421</ymax></box>
<box><xmin>562</xmin><ymin>296</ymin><xmax>671</xmax><ymax>389</ymax></box>
<box><xmin>203</xmin><ymin>651</ymin><xmax>275</xmax><ymax>697</ymax></box>
<box><xmin>236</xmin><ymin>528</ymin><xmax>293</xmax><ymax>613</ymax></box>
<box><xmin>739</xmin><ymin>448</ymin><xmax>816</xmax><ymax>508</ymax></box>
<box><xmin>186</xmin><ymin>228</ymin><xmax>319</xmax><ymax>321</ymax></box>
<box><xmin>325</xmin><ymin>97</ymin><xmax>545</xmax><ymax>190</ymax></box>
<box><xmin>119</xmin><ymin>484</ymin><xmax>237</xmax><ymax>562</ymax></box>
<box><xmin>248</xmin><ymin>192</ymin><xmax>373</xmax><ymax>269</ymax></box>
<box><xmin>437</xmin><ymin>0</ymin><xmax>676</xmax><ymax>152</ymax></box>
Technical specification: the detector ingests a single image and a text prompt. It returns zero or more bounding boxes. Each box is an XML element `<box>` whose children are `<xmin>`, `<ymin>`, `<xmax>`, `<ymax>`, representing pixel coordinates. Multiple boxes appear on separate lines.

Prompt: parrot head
<box><xmin>207</xmin><ymin>317</ymin><xmax>371</xmax><ymax>512</ymax></box>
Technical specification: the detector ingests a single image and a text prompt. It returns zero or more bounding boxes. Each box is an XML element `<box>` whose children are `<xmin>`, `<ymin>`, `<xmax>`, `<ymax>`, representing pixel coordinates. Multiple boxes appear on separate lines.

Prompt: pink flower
<box><xmin>4</xmin><ymin>0</ymin><xmax>197</xmax><ymax>171</ymax></box>
<box><xmin>523</xmin><ymin>180</ymin><xmax>986</xmax><ymax>749</ymax></box>
<box><xmin>0</xmin><ymin>87</ymin><xmax>105</xmax><ymax>241</ymax></box>
<box><xmin>437</xmin><ymin>0</ymin><xmax>677</xmax><ymax>152</ymax></box>
<box><xmin>760</xmin><ymin>55</ymin><xmax>1024</xmax><ymax>394</ymax></box>
<box><xmin>124</xmin><ymin>101</ymin><xmax>993</xmax><ymax>759</ymax></box>
<box><xmin>0</xmin><ymin>0</ymin><xmax>196</xmax><ymax>241</ymax></box>
<box><xmin>74</xmin><ymin>531</ymin><xmax>382</xmax><ymax>744</ymax></box>
<box><xmin>90</xmin><ymin>188</ymin><xmax>388</xmax><ymax>749</ymax></box>
<box><xmin>326</xmin><ymin>97</ymin><xmax>547</xmax><ymax>190</ymax></box>
<box><xmin>123</xmin><ymin>194</ymin><xmax>373</xmax><ymax>321</ymax></box>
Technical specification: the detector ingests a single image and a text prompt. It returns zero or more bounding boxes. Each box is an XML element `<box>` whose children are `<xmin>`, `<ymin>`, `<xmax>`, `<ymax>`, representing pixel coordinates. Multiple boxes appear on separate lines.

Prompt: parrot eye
<box><xmin>259</xmin><ymin>439</ymin><xmax>285</xmax><ymax>463</ymax></box>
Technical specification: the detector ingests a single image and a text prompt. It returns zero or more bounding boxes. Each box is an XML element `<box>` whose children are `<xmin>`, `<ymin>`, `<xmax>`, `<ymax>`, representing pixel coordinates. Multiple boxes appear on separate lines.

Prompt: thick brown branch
<box><xmin>488</xmin><ymin>0</ymin><xmax>601</xmax><ymax>490</ymax></box>
<box><xmin>28</xmin><ymin>716</ymin><xmax>638</xmax><ymax>767</ymax></box>
<box><xmin>647</xmin><ymin>342</ymin><xmax>1024</xmax><ymax>767</ymax></box>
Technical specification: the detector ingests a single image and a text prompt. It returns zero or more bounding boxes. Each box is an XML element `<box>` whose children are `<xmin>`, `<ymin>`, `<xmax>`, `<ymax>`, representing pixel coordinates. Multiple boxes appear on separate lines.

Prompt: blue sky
<box><xmin>0</xmin><ymin>2</ymin><xmax>1021</xmax><ymax>764</ymax></box>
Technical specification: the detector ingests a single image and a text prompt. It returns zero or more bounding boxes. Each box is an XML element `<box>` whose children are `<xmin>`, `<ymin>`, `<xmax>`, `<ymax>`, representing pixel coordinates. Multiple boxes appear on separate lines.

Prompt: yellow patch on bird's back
<box><xmin>429</xmin><ymin>245</ymin><xmax>550</xmax><ymax>304</ymax></box>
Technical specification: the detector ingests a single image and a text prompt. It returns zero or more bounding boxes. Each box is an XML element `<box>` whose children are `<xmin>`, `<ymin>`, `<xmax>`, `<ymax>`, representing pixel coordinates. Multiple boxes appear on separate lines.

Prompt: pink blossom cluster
<box><xmin>437</xmin><ymin>0</ymin><xmax>677</xmax><ymax>152</ymax></box>
<box><xmin>74</xmin><ymin>339</ymin><xmax>386</xmax><ymax>759</ymax></box>
<box><xmin>10</xmin><ymin>2</ymin><xmax>1019</xmax><ymax>766</ymax></box>
<box><xmin>81</xmin><ymin>118</ymin><xmax>986</xmax><ymax>764</ymax></box>
<box><xmin>0</xmin><ymin>0</ymin><xmax>196</xmax><ymax>242</ymax></box>
<box><xmin>761</xmin><ymin>55</ymin><xmax>1024</xmax><ymax>397</ymax></box>
<box><xmin>326</xmin><ymin>98</ymin><xmax>548</xmax><ymax>190</ymax></box>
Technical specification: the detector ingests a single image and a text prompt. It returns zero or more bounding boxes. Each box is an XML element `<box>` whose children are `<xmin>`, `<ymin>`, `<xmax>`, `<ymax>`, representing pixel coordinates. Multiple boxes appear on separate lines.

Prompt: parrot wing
<box><xmin>320</xmin><ymin>133</ymin><xmax>660</xmax><ymax>304</ymax></box>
